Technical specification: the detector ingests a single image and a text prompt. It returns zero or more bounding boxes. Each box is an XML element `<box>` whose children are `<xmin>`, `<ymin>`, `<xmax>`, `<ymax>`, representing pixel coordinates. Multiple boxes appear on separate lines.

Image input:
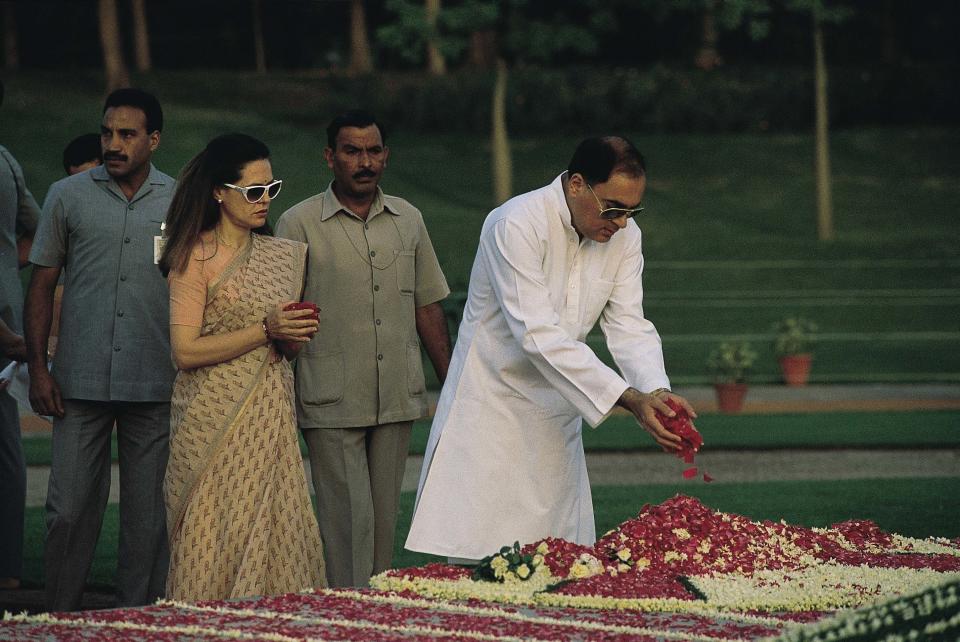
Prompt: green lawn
<box><xmin>19</xmin><ymin>477</ymin><xmax>960</xmax><ymax>590</ymax></box>
<box><xmin>1</xmin><ymin>71</ymin><xmax>958</xmax><ymax>384</ymax></box>
<box><xmin>21</xmin><ymin>410</ymin><xmax>960</xmax><ymax>465</ymax></box>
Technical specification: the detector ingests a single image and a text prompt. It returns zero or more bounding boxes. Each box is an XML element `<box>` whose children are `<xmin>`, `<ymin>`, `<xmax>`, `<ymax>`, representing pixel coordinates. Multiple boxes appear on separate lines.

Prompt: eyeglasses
<box><xmin>586</xmin><ymin>183</ymin><xmax>644</xmax><ymax>220</ymax></box>
<box><xmin>223</xmin><ymin>179</ymin><xmax>283</xmax><ymax>204</ymax></box>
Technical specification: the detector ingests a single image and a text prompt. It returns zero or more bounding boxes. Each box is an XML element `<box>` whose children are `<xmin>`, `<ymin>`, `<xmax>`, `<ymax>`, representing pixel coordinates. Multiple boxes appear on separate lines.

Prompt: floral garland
<box><xmin>372</xmin><ymin>495</ymin><xmax>960</xmax><ymax>614</ymax></box>
<box><xmin>1</xmin><ymin>588</ymin><xmax>790</xmax><ymax>641</ymax></box>
<box><xmin>770</xmin><ymin>577</ymin><xmax>960</xmax><ymax>641</ymax></box>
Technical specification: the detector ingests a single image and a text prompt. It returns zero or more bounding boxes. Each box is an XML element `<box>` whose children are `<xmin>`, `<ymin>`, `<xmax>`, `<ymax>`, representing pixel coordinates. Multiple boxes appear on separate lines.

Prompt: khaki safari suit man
<box><xmin>25</xmin><ymin>88</ymin><xmax>175</xmax><ymax>611</ymax></box>
<box><xmin>277</xmin><ymin>110</ymin><xmax>451</xmax><ymax>587</ymax></box>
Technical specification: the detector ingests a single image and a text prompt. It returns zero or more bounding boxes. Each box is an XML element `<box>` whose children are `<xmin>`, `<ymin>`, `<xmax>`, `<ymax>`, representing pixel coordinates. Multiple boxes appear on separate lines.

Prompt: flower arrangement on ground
<box><xmin>372</xmin><ymin>495</ymin><xmax>960</xmax><ymax>614</ymax></box>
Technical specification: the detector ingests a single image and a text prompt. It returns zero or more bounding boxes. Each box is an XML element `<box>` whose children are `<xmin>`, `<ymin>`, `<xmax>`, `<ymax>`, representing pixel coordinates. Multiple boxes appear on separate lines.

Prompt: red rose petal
<box><xmin>703</xmin><ymin>473</ymin><xmax>714</xmax><ymax>482</ymax></box>
<box><xmin>683</xmin><ymin>467</ymin><xmax>698</xmax><ymax>479</ymax></box>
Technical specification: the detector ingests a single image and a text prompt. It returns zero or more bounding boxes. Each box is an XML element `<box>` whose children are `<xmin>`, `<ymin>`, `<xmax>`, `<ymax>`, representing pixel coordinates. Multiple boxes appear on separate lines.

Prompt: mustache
<box><xmin>353</xmin><ymin>169</ymin><xmax>376</xmax><ymax>179</ymax></box>
<box><xmin>103</xmin><ymin>152</ymin><xmax>128</xmax><ymax>162</ymax></box>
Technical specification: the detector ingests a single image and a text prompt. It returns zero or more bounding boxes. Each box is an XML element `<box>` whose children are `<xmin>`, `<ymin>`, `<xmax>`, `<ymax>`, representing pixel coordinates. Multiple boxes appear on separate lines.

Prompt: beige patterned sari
<box><xmin>164</xmin><ymin>234</ymin><xmax>326</xmax><ymax>600</ymax></box>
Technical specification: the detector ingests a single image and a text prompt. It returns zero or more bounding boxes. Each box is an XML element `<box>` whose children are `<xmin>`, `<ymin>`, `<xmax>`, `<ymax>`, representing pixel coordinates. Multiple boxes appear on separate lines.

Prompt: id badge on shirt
<box><xmin>154</xmin><ymin>222</ymin><xmax>166</xmax><ymax>264</ymax></box>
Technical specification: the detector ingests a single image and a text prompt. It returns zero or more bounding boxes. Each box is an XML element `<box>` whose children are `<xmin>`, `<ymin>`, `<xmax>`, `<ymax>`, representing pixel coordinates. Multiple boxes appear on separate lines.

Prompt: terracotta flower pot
<box><xmin>779</xmin><ymin>353</ymin><xmax>813</xmax><ymax>387</ymax></box>
<box><xmin>713</xmin><ymin>382</ymin><xmax>748</xmax><ymax>413</ymax></box>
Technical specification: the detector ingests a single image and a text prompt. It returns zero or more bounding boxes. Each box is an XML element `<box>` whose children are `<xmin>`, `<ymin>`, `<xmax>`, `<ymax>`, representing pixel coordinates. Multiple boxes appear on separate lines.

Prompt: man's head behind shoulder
<box><xmin>63</xmin><ymin>133</ymin><xmax>103</xmax><ymax>176</ymax></box>
<box><xmin>100</xmin><ymin>87</ymin><xmax>163</xmax><ymax>182</ymax></box>
<box><xmin>564</xmin><ymin>136</ymin><xmax>647</xmax><ymax>244</ymax></box>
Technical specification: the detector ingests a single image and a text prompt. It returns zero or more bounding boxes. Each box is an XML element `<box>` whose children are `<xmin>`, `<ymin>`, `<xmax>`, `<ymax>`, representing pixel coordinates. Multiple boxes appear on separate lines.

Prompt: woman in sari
<box><xmin>159</xmin><ymin>133</ymin><xmax>326</xmax><ymax>600</ymax></box>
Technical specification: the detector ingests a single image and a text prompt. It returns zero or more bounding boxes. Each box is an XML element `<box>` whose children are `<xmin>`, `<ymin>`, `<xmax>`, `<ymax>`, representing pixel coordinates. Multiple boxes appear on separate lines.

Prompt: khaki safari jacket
<box><xmin>276</xmin><ymin>184</ymin><xmax>449</xmax><ymax>428</ymax></box>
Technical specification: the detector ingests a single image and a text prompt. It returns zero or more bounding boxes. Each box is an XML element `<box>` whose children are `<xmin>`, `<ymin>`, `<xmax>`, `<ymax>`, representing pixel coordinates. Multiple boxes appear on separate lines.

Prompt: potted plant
<box><xmin>707</xmin><ymin>340</ymin><xmax>757</xmax><ymax>413</ymax></box>
<box><xmin>772</xmin><ymin>316</ymin><xmax>818</xmax><ymax>386</ymax></box>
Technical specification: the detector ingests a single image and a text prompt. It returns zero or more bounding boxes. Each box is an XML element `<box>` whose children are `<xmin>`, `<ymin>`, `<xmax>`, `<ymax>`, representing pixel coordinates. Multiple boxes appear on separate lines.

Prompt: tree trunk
<box><xmin>2</xmin><ymin>1</ymin><xmax>18</xmax><ymax>71</ymax></box>
<box><xmin>130</xmin><ymin>0</ymin><xmax>151</xmax><ymax>71</ymax></box>
<box><xmin>468</xmin><ymin>29</ymin><xmax>496</xmax><ymax>68</ymax></box>
<box><xmin>694</xmin><ymin>0</ymin><xmax>722</xmax><ymax>70</ymax></box>
<box><xmin>425</xmin><ymin>0</ymin><xmax>446</xmax><ymax>75</ymax></box>
<box><xmin>251</xmin><ymin>0</ymin><xmax>266</xmax><ymax>73</ymax></box>
<box><xmin>491</xmin><ymin>57</ymin><xmax>512</xmax><ymax>205</ymax></box>
<box><xmin>812</xmin><ymin>11</ymin><xmax>834</xmax><ymax>242</ymax></box>
<box><xmin>99</xmin><ymin>0</ymin><xmax>130</xmax><ymax>91</ymax></box>
<box><xmin>348</xmin><ymin>0</ymin><xmax>373</xmax><ymax>74</ymax></box>
<box><xmin>880</xmin><ymin>0</ymin><xmax>899</xmax><ymax>65</ymax></box>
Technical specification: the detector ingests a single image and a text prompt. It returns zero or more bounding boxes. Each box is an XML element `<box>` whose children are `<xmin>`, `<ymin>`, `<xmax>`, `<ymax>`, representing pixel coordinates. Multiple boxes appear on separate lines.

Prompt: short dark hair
<box><xmin>103</xmin><ymin>87</ymin><xmax>163</xmax><ymax>134</ymax></box>
<box><xmin>326</xmin><ymin>109</ymin><xmax>386</xmax><ymax>149</ymax></box>
<box><xmin>567</xmin><ymin>136</ymin><xmax>646</xmax><ymax>185</ymax></box>
<box><xmin>63</xmin><ymin>133</ymin><xmax>103</xmax><ymax>173</ymax></box>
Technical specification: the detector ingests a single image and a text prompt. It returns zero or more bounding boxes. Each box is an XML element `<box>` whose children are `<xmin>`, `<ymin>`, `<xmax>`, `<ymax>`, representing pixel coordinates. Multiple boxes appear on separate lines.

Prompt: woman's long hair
<box><xmin>159</xmin><ymin>133</ymin><xmax>272</xmax><ymax>276</ymax></box>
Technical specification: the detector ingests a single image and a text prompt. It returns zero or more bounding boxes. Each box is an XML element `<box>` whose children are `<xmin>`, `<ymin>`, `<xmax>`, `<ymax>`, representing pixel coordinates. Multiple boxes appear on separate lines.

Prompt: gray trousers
<box><xmin>0</xmin><ymin>388</ymin><xmax>25</xmax><ymax>579</ymax></box>
<box><xmin>45</xmin><ymin>399</ymin><xmax>170</xmax><ymax>612</ymax></box>
<box><xmin>303</xmin><ymin>421</ymin><xmax>412</xmax><ymax>588</ymax></box>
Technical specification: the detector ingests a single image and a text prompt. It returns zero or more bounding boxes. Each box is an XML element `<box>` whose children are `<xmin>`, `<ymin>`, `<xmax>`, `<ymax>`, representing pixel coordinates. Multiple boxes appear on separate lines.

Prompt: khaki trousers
<box><xmin>303</xmin><ymin>421</ymin><xmax>412</xmax><ymax>588</ymax></box>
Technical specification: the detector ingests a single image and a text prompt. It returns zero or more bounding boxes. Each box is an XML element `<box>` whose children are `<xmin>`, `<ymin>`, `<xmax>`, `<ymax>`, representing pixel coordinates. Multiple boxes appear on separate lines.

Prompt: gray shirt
<box><xmin>277</xmin><ymin>184</ymin><xmax>449</xmax><ymax>428</ymax></box>
<box><xmin>0</xmin><ymin>145</ymin><xmax>40</xmax><ymax>370</ymax></box>
<box><xmin>29</xmin><ymin>164</ymin><xmax>176</xmax><ymax>402</ymax></box>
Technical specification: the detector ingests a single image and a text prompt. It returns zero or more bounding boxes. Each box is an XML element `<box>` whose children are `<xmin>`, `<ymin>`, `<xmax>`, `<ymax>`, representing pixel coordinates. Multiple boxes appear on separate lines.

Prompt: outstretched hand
<box><xmin>616</xmin><ymin>387</ymin><xmax>697</xmax><ymax>451</ymax></box>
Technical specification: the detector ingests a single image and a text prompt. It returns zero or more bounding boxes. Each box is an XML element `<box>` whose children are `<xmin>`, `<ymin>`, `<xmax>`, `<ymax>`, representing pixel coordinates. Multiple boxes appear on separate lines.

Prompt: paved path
<box><xmin>24</xmin><ymin>448</ymin><xmax>960</xmax><ymax>508</ymax></box>
<box><xmin>16</xmin><ymin>384</ymin><xmax>960</xmax><ymax>435</ymax></box>
<box><xmin>20</xmin><ymin>383</ymin><xmax>960</xmax><ymax>507</ymax></box>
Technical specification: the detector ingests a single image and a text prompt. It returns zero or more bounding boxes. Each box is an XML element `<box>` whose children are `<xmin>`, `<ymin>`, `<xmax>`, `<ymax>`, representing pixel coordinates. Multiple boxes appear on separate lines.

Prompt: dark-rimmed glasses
<box><xmin>223</xmin><ymin>179</ymin><xmax>283</xmax><ymax>204</ymax></box>
<box><xmin>586</xmin><ymin>182</ymin><xmax>644</xmax><ymax>220</ymax></box>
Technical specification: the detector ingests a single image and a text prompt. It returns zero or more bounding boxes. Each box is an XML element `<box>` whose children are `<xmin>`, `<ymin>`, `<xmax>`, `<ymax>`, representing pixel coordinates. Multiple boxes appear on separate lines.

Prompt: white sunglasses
<box><xmin>223</xmin><ymin>179</ymin><xmax>283</xmax><ymax>203</ymax></box>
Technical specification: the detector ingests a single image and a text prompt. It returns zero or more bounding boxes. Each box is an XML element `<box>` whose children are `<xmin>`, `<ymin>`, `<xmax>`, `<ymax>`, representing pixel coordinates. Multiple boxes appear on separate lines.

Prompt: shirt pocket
<box><xmin>298</xmin><ymin>349</ymin><xmax>344</xmax><ymax>406</ymax></box>
<box><xmin>395</xmin><ymin>249</ymin><xmax>415</xmax><ymax>296</ymax></box>
<box><xmin>584</xmin><ymin>278</ymin><xmax>616</xmax><ymax>328</ymax></box>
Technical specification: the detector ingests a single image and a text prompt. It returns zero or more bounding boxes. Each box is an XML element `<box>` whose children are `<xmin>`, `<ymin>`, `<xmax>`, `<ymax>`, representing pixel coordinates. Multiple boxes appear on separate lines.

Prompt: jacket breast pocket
<box><xmin>395</xmin><ymin>250</ymin><xmax>415</xmax><ymax>296</ymax></box>
<box><xmin>298</xmin><ymin>350</ymin><xmax>344</xmax><ymax>406</ymax></box>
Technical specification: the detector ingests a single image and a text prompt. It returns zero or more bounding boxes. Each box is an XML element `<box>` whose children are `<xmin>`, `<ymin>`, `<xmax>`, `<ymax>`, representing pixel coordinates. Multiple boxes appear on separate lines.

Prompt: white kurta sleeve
<box><xmin>480</xmin><ymin>216</ymin><xmax>628</xmax><ymax>427</ymax></box>
<box><xmin>599</xmin><ymin>227</ymin><xmax>671</xmax><ymax>393</ymax></box>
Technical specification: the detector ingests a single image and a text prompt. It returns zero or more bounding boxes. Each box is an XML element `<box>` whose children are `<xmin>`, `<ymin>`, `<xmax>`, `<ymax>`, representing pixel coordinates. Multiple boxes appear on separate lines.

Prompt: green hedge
<box><xmin>150</xmin><ymin>63</ymin><xmax>959</xmax><ymax>136</ymax></box>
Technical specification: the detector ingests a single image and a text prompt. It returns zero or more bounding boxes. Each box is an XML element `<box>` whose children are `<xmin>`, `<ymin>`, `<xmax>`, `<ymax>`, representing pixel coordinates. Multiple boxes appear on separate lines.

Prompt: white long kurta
<box><xmin>405</xmin><ymin>174</ymin><xmax>670</xmax><ymax>560</ymax></box>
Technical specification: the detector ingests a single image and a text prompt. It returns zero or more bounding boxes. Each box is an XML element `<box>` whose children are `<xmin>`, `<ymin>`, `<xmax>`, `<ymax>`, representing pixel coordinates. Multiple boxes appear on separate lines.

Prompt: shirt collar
<box><xmin>550</xmin><ymin>172</ymin><xmax>576</xmax><ymax>231</ymax></box>
<box><xmin>320</xmin><ymin>181</ymin><xmax>398</xmax><ymax>222</ymax></box>
<box><xmin>90</xmin><ymin>163</ymin><xmax>168</xmax><ymax>202</ymax></box>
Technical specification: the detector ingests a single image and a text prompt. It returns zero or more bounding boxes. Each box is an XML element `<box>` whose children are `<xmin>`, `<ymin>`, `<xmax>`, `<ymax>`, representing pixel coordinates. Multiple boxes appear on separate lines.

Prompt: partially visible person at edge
<box><xmin>160</xmin><ymin>133</ymin><xmax>327</xmax><ymax>600</ymax></box>
<box><xmin>0</xmin><ymin>78</ymin><xmax>41</xmax><ymax>592</ymax></box>
<box><xmin>63</xmin><ymin>133</ymin><xmax>103</xmax><ymax>176</ymax></box>
<box><xmin>276</xmin><ymin>109</ymin><xmax>452</xmax><ymax>588</ymax></box>
<box><xmin>406</xmin><ymin>136</ymin><xmax>696</xmax><ymax>563</ymax></box>
<box><xmin>24</xmin><ymin>88</ymin><xmax>175</xmax><ymax>611</ymax></box>
<box><xmin>46</xmin><ymin>134</ymin><xmax>104</xmax><ymax>362</ymax></box>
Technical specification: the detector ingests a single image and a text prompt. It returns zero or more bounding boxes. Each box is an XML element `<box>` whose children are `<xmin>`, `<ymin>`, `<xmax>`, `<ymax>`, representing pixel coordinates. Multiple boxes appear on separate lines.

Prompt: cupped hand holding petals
<box><xmin>265</xmin><ymin>301</ymin><xmax>320</xmax><ymax>343</ymax></box>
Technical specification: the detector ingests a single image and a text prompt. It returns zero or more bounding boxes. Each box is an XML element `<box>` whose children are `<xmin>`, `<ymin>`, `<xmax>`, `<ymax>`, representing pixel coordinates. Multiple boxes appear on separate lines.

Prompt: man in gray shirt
<box><xmin>0</xmin><ymin>79</ymin><xmax>41</xmax><ymax>591</ymax></box>
<box><xmin>24</xmin><ymin>88</ymin><xmax>176</xmax><ymax>611</ymax></box>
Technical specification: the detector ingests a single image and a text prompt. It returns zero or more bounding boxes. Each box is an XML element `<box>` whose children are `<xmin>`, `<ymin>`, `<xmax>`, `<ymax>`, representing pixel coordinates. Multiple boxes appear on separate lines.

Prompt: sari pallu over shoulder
<box><xmin>164</xmin><ymin>235</ymin><xmax>307</xmax><ymax>537</ymax></box>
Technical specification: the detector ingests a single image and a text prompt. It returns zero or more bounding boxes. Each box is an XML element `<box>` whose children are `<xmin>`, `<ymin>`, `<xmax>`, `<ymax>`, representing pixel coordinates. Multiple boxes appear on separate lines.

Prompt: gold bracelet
<box><xmin>649</xmin><ymin>387</ymin><xmax>671</xmax><ymax>398</ymax></box>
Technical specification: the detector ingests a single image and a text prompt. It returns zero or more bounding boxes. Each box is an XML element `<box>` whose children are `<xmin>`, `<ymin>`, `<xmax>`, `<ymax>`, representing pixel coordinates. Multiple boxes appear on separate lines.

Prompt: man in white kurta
<box><xmin>406</xmin><ymin>136</ymin><xmax>695</xmax><ymax>561</ymax></box>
